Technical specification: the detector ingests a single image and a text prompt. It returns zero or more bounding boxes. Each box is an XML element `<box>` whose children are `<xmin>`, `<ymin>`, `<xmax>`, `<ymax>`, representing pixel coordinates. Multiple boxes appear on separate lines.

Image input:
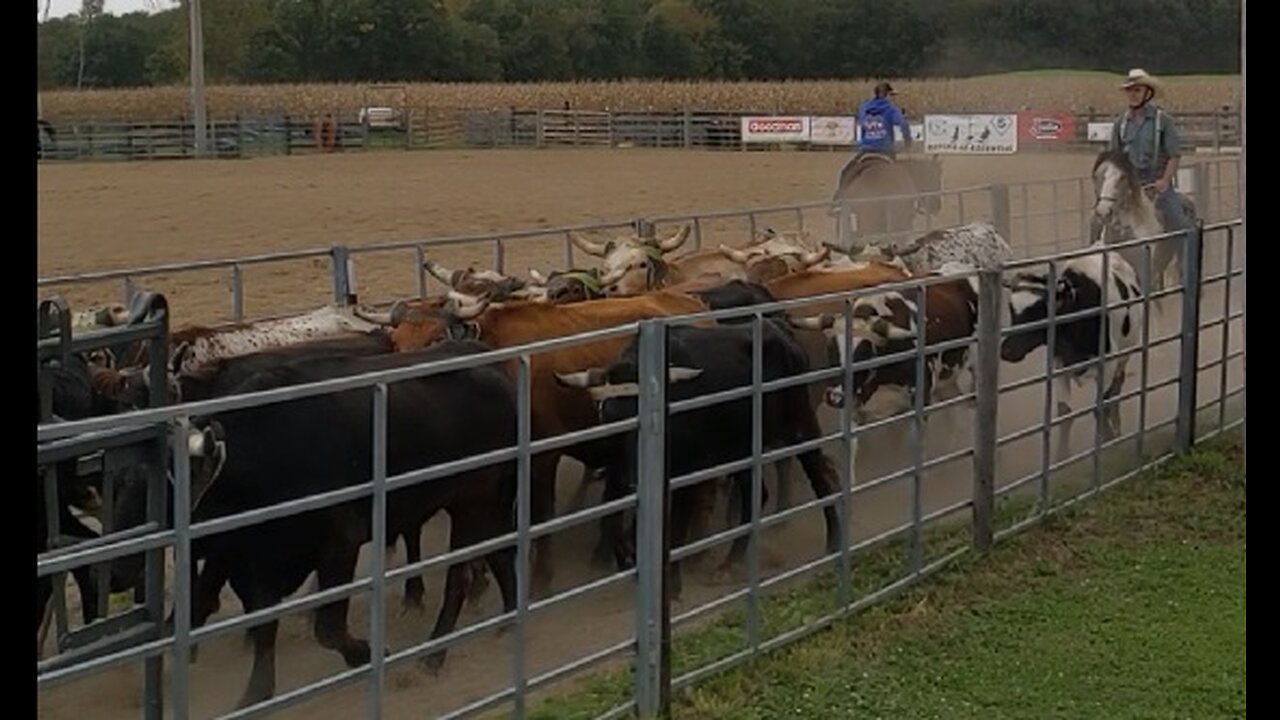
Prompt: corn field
<box><xmin>38</xmin><ymin>73</ymin><xmax>1240</xmax><ymax>123</ymax></box>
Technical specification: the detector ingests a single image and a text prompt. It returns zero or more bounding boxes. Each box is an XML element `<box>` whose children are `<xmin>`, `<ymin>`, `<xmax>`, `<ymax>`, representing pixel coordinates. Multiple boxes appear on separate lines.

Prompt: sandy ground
<box><xmin>36</xmin><ymin>148</ymin><xmax>1245</xmax><ymax>720</ymax></box>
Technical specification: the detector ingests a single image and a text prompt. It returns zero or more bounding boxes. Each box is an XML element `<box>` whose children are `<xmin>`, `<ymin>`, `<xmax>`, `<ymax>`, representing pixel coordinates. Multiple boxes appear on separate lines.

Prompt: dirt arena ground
<box><xmin>36</xmin><ymin>148</ymin><xmax>1244</xmax><ymax>720</ymax></box>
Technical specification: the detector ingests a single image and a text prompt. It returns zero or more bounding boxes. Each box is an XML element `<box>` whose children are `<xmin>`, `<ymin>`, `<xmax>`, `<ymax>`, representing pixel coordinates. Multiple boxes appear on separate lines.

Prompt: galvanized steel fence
<box><xmin>37</xmin><ymin>213</ymin><xmax>1244</xmax><ymax>719</ymax></box>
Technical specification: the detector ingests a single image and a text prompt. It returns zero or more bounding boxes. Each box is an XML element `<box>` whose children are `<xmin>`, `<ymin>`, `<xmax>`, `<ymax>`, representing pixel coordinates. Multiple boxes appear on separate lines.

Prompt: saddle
<box><xmin>832</xmin><ymin>152</ymin><xmax>895</xmax><ymax>204</ymax></box>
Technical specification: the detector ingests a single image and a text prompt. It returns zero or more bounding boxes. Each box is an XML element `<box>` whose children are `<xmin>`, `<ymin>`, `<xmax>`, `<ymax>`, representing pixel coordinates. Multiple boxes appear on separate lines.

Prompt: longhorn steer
<box><xmin>827</xmin><ymin>221</ymin><xmax>1013</xmax><ymax>274</ymax></box>
<box><xmin>568</xmin><ymin>225</ymin><xmax>830</xmax><ymax>296</ymax></box>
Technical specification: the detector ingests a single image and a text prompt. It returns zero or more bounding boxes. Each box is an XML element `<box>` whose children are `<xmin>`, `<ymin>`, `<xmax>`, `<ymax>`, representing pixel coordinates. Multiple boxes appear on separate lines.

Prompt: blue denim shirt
<box><xmin>1108</xmin><ymin>104</ymin><xmax>1181</xmax><ymax>182</ymax></box>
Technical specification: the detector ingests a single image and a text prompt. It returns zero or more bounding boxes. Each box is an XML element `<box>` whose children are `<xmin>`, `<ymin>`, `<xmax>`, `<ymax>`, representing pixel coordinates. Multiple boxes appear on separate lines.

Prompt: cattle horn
<box><xmin>788</xmin><ymin>315</ymin><xmax>835</xmax><ymax>332</ymax></box>
<box><xmin>800</xmin><ymin>246</ymin><xmax>831</xmax><ymax>267</ymax></box>
<box><xmin>667</xmin><ymin>367</ymin><xmax>703</xmax><ymax>383</ymax></box>
<box><xmin>423</xmin><ymin>259</ymin><xmax>456</xmax><ymax>286</ymax></box>
<box><xmin>656</xmin><ymin>225</ymin><xmax>692</xmax><ymax>252</ymax></box>
<box><xmin>554</xmin><ymin>368</ymin><xmax>607</xmax><ymax>389</ymax></box>
<box><xmin>353</xmin><ymin>305</ymin><xmax>394</xmax><ymax>326</ymax></box>
<box><xmin>352</xmin><ymin>299</ymin><xmax>410</xmax><ymax>327</ymax></box>
<box><xmin>718</xmin><ymin>244</ymin><xmax>752</xmax><ymax>264</ymax></box>
<box><xmin>528</xmin><ymin>268</ymin><xmax>548</xmax><ymax>285</ymax></box>
<box><xmin>598</xmin><ymin>266</ymin><xmax>627</xmax><ymax>290</ymax></box>
<box><xmin>569</xmin><ymin>231</ymin><xmax>610</xmax><ymax>257</ymax></box>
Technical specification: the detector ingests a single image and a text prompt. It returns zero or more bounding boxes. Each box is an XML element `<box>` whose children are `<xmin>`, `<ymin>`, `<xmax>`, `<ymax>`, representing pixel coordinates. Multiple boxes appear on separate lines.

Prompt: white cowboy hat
<box><xmin>1119</xmin><ymin>68</ymin><xmax>1163</xmax><ymax>96</ymax></box>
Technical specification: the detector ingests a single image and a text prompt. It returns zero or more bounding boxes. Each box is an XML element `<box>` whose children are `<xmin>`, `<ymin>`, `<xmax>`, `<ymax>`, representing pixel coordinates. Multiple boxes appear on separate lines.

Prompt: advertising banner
<box><xmin>924</xmin><ymin>114</ymin><xmax>1018</xmax><ymax>154</ymax></box>
<box><xmin>741</xmin><ymin>116</ymin><xmax>810</xmax><ymax>143</ymax></box>
<box><xmin>809</xmin><ymin>116</ymin><xmax>856</xmax><ymax>145</ymax></box>
<box><xmin>1018</xmin><ymin>112</ymin><xmax>1075</xmax><ymax>141</ymax></box>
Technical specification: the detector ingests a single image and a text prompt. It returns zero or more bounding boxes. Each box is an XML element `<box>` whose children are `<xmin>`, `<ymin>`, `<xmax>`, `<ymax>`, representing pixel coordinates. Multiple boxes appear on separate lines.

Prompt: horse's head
<box><xmin>1091</xmin><ymin>150</ymin><xmax>1144</xmax><ymax>223</ymax></box>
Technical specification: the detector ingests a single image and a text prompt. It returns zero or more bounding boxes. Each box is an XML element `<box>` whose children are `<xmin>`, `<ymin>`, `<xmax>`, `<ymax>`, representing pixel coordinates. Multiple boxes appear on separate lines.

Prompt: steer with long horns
<box><xmin>422</xmin><ymin>258</ymin><xmax>543</xmax><ymax>303</ymax></box>
<box><xmin>571</xmin><ymin>224</ymin><xmax>831</xmax><ymax>296</ymax></box>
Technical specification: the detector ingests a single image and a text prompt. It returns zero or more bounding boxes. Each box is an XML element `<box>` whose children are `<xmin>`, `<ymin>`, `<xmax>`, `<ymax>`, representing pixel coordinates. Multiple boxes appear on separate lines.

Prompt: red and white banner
<box><xmin>1017</xmin><ymin>112</ymin><xmax>1076</xmax><ymax>141</ymax></box>
<box><xmin>741</xmin><ymin>116</ymin><xmax>811</xmax><ymax>143</ymax></box>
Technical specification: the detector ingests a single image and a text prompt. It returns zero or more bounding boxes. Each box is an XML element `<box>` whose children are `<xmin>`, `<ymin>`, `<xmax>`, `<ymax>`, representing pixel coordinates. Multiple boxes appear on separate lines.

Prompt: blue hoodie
<box><xmin>856</xmin><ymin>97</ymin><xmax>910</xmax><ymax>152</ymax></box>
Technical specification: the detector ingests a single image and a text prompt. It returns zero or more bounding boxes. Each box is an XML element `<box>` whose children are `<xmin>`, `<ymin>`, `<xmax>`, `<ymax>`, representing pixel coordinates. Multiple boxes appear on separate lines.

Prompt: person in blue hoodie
<box><xmin>855</xmin><ymin>81</ymin><xmax>913</xmax><ymax>160</ymax></box>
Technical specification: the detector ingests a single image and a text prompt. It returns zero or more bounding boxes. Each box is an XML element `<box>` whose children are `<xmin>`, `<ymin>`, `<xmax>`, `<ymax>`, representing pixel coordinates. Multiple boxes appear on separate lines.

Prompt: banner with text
<box><xmin>809</xmin><ymin>116</ymin><xmax>856</xmax><ymax>145</ymax></box>
<box><xmin>1017</xmin><ymin>112</ymin><xmax>1075</xmax><ymax>141</ymax></box>
<box><xmin>1087</xmin><ymin>122</ymin><xmax>1115</xmax><ymax>142</ymax></box>
<box><xmin>924</xmin><ymin>114</ymin><xmax>1018</xmax><ymax>154</ymax></box>
<box><xmin>741</xmin><ymin>116</ymin><xmax>811</xmax><ymax>143</ymax></box>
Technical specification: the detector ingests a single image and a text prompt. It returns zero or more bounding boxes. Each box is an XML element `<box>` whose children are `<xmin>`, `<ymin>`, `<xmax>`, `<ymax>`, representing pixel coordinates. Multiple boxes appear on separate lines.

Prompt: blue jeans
<box><xmin>1152</xmin><ymin>185</ymin><xmax>1192</xmax><ymax>233</ymax></box>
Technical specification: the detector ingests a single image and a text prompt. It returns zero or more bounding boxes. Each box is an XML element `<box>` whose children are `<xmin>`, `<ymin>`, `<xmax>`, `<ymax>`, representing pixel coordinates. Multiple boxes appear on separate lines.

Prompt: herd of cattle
<box><xmin>37</xmin><ymin>218</ymin><xmax>1149</xmax><ymax>710</ymax></box>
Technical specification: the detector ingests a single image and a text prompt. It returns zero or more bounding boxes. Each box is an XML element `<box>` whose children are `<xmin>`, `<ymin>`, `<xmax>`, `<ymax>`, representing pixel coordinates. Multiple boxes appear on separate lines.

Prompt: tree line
<box><xmin>36</xmin><ymin>0</ymin><xmax>1241</xmax><ymax>89</ymax></box>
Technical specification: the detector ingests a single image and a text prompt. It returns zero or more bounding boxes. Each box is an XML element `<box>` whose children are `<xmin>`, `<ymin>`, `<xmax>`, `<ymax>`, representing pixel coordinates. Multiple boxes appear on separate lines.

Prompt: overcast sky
<box><xmin>39</xmin><ymin>0</ymin><xmax>175</xmax><ymax>21</ymax></box>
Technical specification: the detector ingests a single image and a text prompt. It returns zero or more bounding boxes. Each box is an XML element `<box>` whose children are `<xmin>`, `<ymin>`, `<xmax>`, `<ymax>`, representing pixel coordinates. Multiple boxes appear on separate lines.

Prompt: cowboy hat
<box><xmin>1119</xmin><ymin>68</ymin><xmax>1163</xmax><ymax>96</ymax></box>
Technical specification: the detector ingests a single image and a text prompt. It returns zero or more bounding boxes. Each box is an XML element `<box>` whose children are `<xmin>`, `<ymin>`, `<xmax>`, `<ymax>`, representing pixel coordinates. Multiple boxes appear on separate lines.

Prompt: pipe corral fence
<box><xmin>37</xmin><ymin>164</ymin><xmax>1244</xmax><ymax>720</ymax></box>
<box><xmin>35</xmin><ymin>106</ymin><xmax>1243</xmax><ymax>161</ymax></box>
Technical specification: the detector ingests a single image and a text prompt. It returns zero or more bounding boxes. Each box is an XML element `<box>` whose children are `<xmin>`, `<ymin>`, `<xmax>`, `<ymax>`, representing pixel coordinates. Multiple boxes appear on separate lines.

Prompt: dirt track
<box><xmin>36</xmin><ymin>148</ymin><xmax>1244</xmax><ymax>720</ymax></box>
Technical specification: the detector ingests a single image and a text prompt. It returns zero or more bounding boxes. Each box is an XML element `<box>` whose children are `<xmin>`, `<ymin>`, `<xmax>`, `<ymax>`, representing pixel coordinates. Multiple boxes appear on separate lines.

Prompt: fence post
<box><xmin>636</xmin><ymin>218</ymin><xmax>656</xmax><ymax>242</ymax></box>
<box><xmin>330</xmin><ymin>245</ymin><xmax>354</xmax><ymax>305</ymax></box>
<box><xmin>836</xmin><ymin>203</ymin><xmax>855</xmax><ymax>249</ymax></box>
<box><xmin>972</xmin><ymin>269</ymin><xmax>1001</xmax><ymax>552</ymax></box>
<box><xmin>536</xmin><ymin>110</ymin><xmax>545</xmax><ymax>148</ymax></box>
<box><xmin>1194</xmin><ymin>162</ymin><xmax>1213</xmax><ymax>220</ymax></box>
<box><xmin>1176</xmin><ymin>220</ymin><xmax>1206</xmax><ymax>453</ymax></box>
<box><xmin>683</xmin><ymin>109</ymin><xmax>692</xmax><ymax>149</ymax></box>
<box><xmin>989</xmin><ymin>184</ymin><xmax>1012</xmax><ymax>241</ymax></box>
<box><xmin>284</xmin><ymin>115</ymin><xmax>292</xmax><ymax>155</ymax></box>
<box><xmin>634</xmin><ymin>320</ymin><xmax>671</xmax><ymax>719</ymax></box>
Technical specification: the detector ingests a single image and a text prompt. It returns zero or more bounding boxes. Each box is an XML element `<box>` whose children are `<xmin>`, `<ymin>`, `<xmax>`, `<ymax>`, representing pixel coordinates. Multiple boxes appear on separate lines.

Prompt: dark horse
<box><xmin>831</xmin><ymin>153</ymin><xmax>944</xmax><ymax>246</ymax></box>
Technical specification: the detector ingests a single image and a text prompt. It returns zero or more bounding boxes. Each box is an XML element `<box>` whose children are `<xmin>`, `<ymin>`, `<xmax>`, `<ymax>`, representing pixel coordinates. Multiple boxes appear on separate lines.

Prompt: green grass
<box><xmin>525</xmin><ymin>429</ymin><xmax>1244</xmax><ymax>719</ymax></box>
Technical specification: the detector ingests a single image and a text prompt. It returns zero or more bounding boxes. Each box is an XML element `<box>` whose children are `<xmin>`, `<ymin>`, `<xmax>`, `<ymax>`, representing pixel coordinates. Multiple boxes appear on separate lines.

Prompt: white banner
<box><xmin>809</xmin><ymin>116</ymin><xmax>856</xmax><ymax>145</ymax></box>
<box><xmin>1087</xmin><ymin>121</ymin><xmax>1114</xmax><ymax>142</ymax></box>
<box><xmin>741</xmin><ymin>116</ymin><xmax>810</xmax><ymax>143</ymax></box>
<box><xmin>924</xmin><ymin>114</ymin><xmax>1017</xmax><ymax>154</ymax></box>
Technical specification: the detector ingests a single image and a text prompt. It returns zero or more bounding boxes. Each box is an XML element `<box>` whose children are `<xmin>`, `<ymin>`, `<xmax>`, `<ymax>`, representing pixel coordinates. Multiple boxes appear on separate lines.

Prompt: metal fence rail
<box><xmin>37</xmin><ymin>214</ymin><xmax>1244</xmax><ymax>719</ymax></box>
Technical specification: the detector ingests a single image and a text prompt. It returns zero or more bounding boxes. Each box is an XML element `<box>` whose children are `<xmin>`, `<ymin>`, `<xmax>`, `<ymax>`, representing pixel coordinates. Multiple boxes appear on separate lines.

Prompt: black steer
<box><xmin>113</xmin><ymin>340</ymin><xmax>520</xmax><ymax>711</ymax></box>
<box><xmin>557</xmin><ymin>322</ymin><xmax>842</xmax><ymax>598</ymax></box>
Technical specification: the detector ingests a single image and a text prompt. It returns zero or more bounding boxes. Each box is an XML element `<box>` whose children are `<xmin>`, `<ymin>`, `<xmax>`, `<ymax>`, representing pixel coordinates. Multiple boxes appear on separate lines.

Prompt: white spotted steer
<box><xmin>829</xmin><ymin>221</ymin><xmax>1013</xmax><ymax>274</ymax></box>
<box><xmin>170</xmin><ymin>305</ymin><xmax>385</xmax><ymax>381</ymax></box>
<box><xmin>1000</xmin><ymin>244</ymin><xmax>1144</xmax><ymax>460</ymax></box>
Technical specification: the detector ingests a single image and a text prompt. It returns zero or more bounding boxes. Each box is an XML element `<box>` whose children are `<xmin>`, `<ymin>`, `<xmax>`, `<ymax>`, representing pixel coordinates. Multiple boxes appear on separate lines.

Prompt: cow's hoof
<box><xmin>400</xmin><ymin>596</ymin><xmax>425</xmax><ymax>617</ymax></box>
<box><xmin>341</xmin><ymin>640</ymin><xmax>372</xmax><ymax>668</ymax></box>
<box><xmin>419</xmin><ymin>651</ymin><xmax>446</xmax><ymax>677</ymax></box>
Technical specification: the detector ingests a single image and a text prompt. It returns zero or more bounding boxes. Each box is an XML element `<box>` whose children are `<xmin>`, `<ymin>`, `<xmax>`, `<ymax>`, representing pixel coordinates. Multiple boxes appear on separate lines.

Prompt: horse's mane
<box><xmin>1092</xmin><ymin>149</ymin><xmax>1145</xmax><ymax>205</ymax></box>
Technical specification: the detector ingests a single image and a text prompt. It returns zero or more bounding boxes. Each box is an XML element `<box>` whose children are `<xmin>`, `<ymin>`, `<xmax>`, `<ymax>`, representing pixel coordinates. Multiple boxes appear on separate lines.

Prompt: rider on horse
<box><xmin>1108</xmin><ymin>69</ymin><xmax>1193</xmax><ymax>235</ymax></box>
<box><xmin>854</xmin><ymin>81</ymin><xmax>913</xmax><ymax>163</ymax></box>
